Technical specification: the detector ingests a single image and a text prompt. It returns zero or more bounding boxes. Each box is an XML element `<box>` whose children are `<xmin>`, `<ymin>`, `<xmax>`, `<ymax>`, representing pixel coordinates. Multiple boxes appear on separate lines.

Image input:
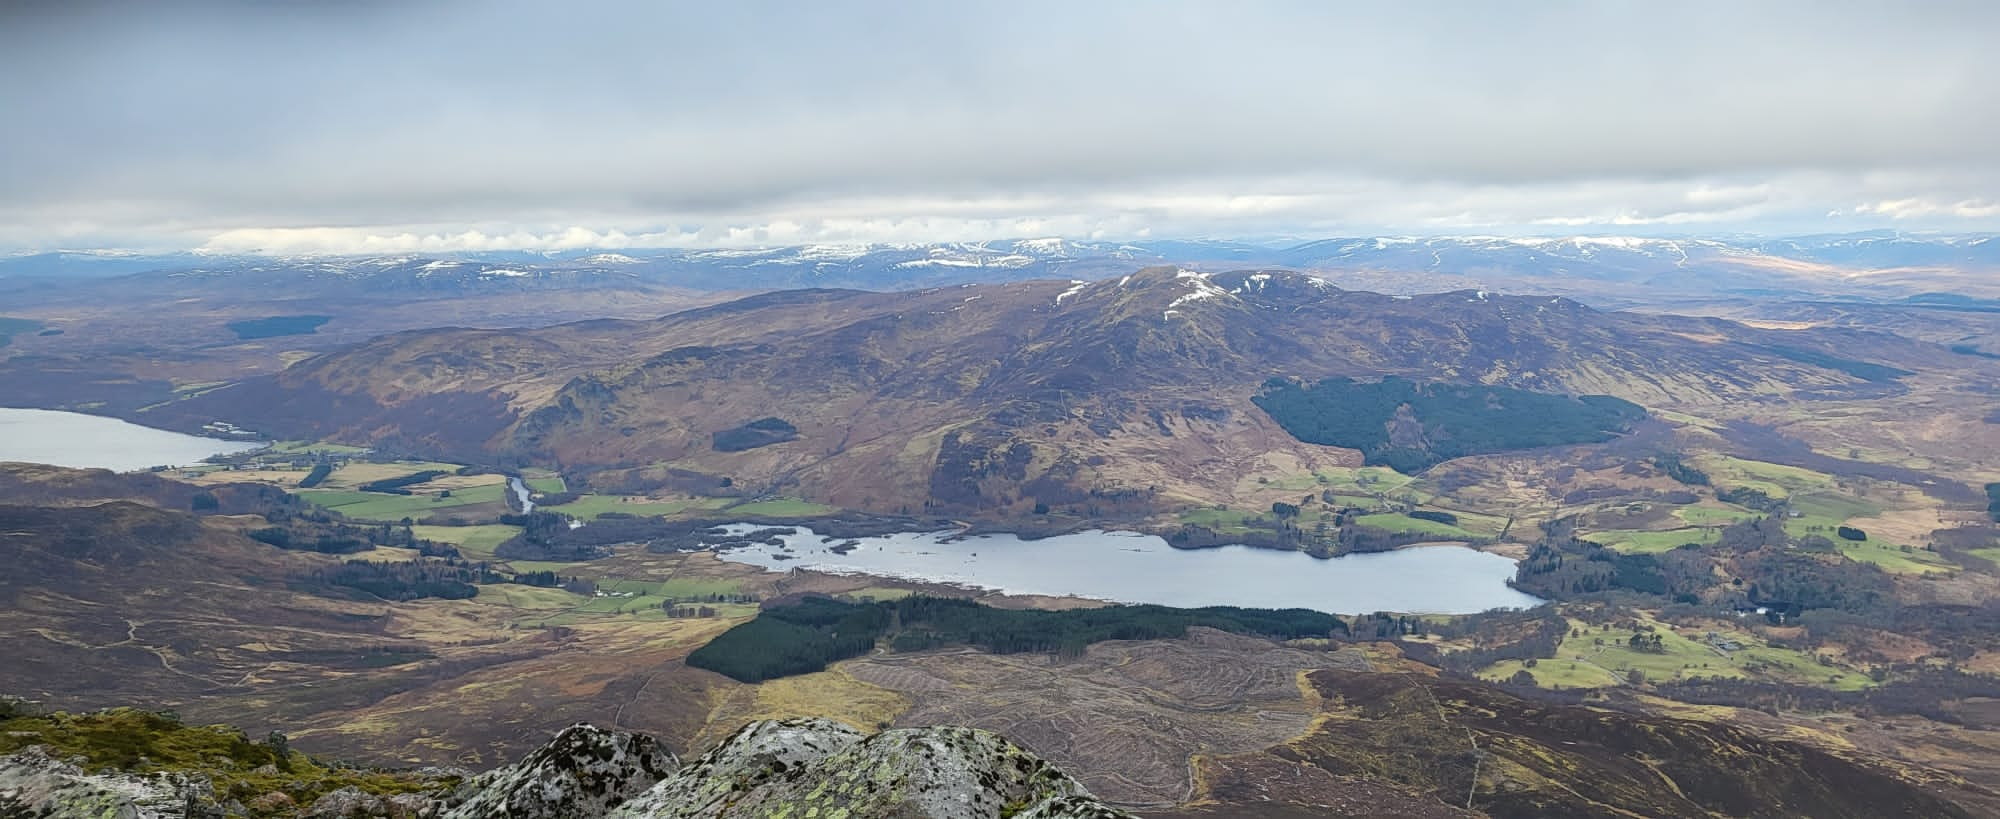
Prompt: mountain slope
<box><xmin>1185</xmin><ymin>669</ymin><xmax>1986</xmax><ymax>819</ymax></box>
<box><xmin>158</xmin><ymin>269</ymin><xmax>1940</xmax><ymax>514</ymax></box>
<box><xmin>0</xmin><ymin>494</ymin><xmax>438</xmax><ymax>712</ymax></box>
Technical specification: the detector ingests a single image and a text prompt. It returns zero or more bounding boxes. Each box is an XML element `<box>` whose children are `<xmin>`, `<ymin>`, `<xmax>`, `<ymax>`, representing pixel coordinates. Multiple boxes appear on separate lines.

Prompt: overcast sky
<box><xmin>2</xmin><ymin>0</ymin><xmax>1996</xmax><ymax>254</ymax></box>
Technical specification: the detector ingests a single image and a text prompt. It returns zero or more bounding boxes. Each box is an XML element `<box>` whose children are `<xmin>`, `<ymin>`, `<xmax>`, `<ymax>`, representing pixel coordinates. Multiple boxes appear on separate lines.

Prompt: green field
<box><xmin>1351</xmin><ymin>512</ymin><xmax>1478</xmax><ymax>539</ymax></box>
<box><xmin>1833</xmin><ymin>539</ymin><xmax>1953</xmax><ymax>574</ymax></box>
<box><xmin>1315</xmin><ymin>466</ymin><xmax>1416</xmax><ymax>496</ymax></box>
<box><xmin>1178</xmin><ymin>507</ymin><xmax>1261</xmax><ymax>535</ymax></box>
<box><xmin>553</xmin><ymin>601</ymin><xmax>760</xmax><ymax>626</ymax></box>
<box><xmin>1173</xmin><ymin>501</ymin><xmax>1484</xmax><ymax>539</ymax></box>
<box><xmin>1969</xmin><ymin>547</ymin><xmax>2000</xmax><ymax>567</ymax></box>
<box><xmin>1248</xmin><ymin>466</ymin><xmax>1418</xmax><ymax>507</ymax></box>
<box><xmin>543</xmin><ymin>494</ymin><xmax>723</xmax><ymax>520</ymax></box>
<box><xmin>1323</xmin><ymin>493</ymin><xmax>1381</xmax><ymax>508</ymax></box>
<box><xmin>1583</xmin><ymin>527</ymin><xmax>1709</xmax><ymax>554</ymax></box>
<box><xmin>1673</xmin><ymin>505</ymin><xmax>1758</xmax><ymax>526</ymax></box>
<box><xmin>727</xmin><ymin>498</ymin><xmax>839</xmax><ymax>517</ymax></box>
<box><xmin>300</xmin><ymin>483</ymin><xmax>506</xmax><ymax>522</ymax></box>
<box><xmin>1773</xmin><ymin>494</ymin><xmax>1951</xmax><ymax>573</ymax></box>
<box><xmin>470</xmin><ymin>585</ymin><xmax>584</xmax><ymax>610</ymax></box>
<box><xmin>578</xmin><ymin>594</ymin><xmax>669</xmax><ymax>614</ymax></box>
<box><xmin>599</xmin><ymin>577</ymin><xmax>743</xmax><ymax>600</ymax></box>
<box><xmin>1480</xmin><ymin>616</ymin><xmax>1873</xmax><ymax>691</ymax></box>
<box><xmin>1256</xmin><ymin>471</ymin><xmax>1324</xmax><ymax>492</ymax></box>
<box><xmin>1781</xmin><ymin>493</ymin><xmax>1881</xmax><ymax>539</ymax></box>
<box><xmin>574</xmin><ymin>584</ymin><xmax>754</xmax><ymax>614</ymax></box>
<box><xmin>525</xmin><ymin>476</ymin><xmax>566</xmax><ymax>493</ymax></box>
<box><xmin>338</xmin><ymin>461</ymin><xmax>471</xmax><ymax>482</ymax></box>
<box><xmin>409</xmin><ymin>524</ymin><xmax>522</xmax><ymax>560</ymax></box>
<box><xmin>1421</xmin><ymin>508</ymin><xmax>1511</xmax><ymax>537</ymax></box>
<box><xmin>1696</xmin><ymin>455</ymin><xmax>1837</xmax><ymax>499</ymax></box>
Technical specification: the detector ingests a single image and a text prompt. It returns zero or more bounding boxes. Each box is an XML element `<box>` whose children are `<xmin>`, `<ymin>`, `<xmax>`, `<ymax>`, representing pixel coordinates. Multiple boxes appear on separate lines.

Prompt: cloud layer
<box><xmin>3</xmin><ymin>0</ymin><xmax>1997</xmax><ymax>252</ymax></box>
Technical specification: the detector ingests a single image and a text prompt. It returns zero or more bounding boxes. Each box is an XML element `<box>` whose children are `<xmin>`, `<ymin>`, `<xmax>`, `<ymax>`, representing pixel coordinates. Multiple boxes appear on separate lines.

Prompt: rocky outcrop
<box><xmin>439</xmin><ymin>724</ymin><xmax>677</xmax><ymax>819</ymax></box>
<box><xmin>1</xmin><ymin>717</ymin><xmax>1128</xmax><ymax>819</ymax></box>
<box><xmin>431</xmin><ymin>717</ymin><xmax>1131</xmax><ymax>818</ymax></box>
<box><xmin>607</xmin><ymin>718</ymin><xmax>1132</xmax><ymax>819</ymax></box>
<box><xmin>0</xmin><ymin>745</ymin><xmax>222</xmax><ymax>819</ymax></box>
<box><xmin>305</xmin><ymin>786</ymin><xmax>389</xmax><ymax>818</ymax></box>
<box><xmin>305</xmin><ymin>786</ymin><xmax>435</xmax><ymax>818</ymax></box>
<box><xmin>606</xmin><ymin>718</ymin><xmax>862</xmax><ymax>817</ymax></box>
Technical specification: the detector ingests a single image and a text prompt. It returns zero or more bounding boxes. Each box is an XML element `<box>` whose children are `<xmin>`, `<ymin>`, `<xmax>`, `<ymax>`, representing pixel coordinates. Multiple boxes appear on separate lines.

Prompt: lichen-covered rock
<box><xmin>1011</xmin><ymin>794</ymin><xmax>1134</xmax><ymax>819</ymax></box>
<box><xmin>0</xmin><ymin>745</ymin><xmax>224</xmax><ymax>818</ymax></box>
<box><xmin>386</xmin><ymin>792</ymin><xmax>436</xmax><ymax>818</ymax></box>
<box><xmin>307</xmin><ymin>785</ymin><xmax>390</xmax><ymax>817</ymax></box>
<box><xmin>439</xmin><ymin>723</ymin><xmax>676</xmax><ymax>819</ymax></box>
<box><xmin>609</xmin><ymin>720</ymin><xmax>1134</xmax><ymax>818</ymax></box>
<box><xmin>605</xmin><ymin>718</ymin><xmax>864</xmax><ymax>818</ymax></box>
<box><xmin>3</xmin><ymin>715</ymin><xmax>1124</xmax><ymax>819</ymax></box>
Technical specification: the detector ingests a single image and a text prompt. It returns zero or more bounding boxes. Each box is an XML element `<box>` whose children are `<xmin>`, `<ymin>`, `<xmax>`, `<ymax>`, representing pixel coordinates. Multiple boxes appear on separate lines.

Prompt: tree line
<box><xmin>297</xmin><ymin>464</ymin><xmax>333</xmax><ymax>488</ymax></box>
<box><xmin>1252</xmin><ymin>376</ymin><xmax>1645</xmax><ymax>473</ymax></box>
<box><xmin>300</xmin><ymin>559</ymin><xmax>498</xmax><ymax>601</ymax></box>
<box><xmin>358</xmin><ymin>470</ymin><xmax>450</xmax><ymax>495</ymax></box>
<box><xmin>687</xmin><ymin>595</ymin><xmax>1349</xmax><ymax>683</ymax></box>
<box><xmin>1652</xmin><ymin>454</ymin><xmax>1710</xmax><ymax>486</ymax></box>
<box><xmin>248</xmin><ymin>519</ymin><xmax>459</xmax><ymax>558</ymax></box>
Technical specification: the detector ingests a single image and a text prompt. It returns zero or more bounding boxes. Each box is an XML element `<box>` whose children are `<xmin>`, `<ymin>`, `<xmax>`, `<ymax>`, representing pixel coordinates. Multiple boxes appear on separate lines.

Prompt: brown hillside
<box><xmin>156</xmin><ymin>269</ymin><xmax>1939</xmax><ymax>514</ymax></box>
<box><xmin>1179</xmin><ymin>669</ymin><xmax>1989</xmax><ymax>818</ymax></box>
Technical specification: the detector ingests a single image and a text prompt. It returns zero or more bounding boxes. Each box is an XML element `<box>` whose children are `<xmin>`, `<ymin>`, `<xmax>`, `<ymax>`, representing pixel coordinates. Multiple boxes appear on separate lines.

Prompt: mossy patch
<box><xmin>0</xmin><ymin>708</ymin><xmax>443</xmax><ymax>817</ymax></box>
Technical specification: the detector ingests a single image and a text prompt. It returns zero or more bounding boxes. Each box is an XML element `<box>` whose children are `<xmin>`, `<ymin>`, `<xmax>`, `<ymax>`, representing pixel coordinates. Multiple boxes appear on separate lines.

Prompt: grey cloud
<box><xmin>2</xmin><ymin>0</ymin><xmax>1997</xmax><ymax>248</ymax></box>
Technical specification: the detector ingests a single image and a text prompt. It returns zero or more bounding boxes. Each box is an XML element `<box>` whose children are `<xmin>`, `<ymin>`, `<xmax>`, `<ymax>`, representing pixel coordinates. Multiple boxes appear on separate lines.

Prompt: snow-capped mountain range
<box><xmin>3</xmin><ymin>233</ymin><xmax>1995</xmax><ymax>299</ymax></box>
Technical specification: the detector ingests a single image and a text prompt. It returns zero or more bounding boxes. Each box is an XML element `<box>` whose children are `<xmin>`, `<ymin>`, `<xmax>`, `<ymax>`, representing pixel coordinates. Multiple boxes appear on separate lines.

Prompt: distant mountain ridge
<box><xmin>7</xmin><ymin>232</ymin><xmax>1998</xmax><ymax>300</ymax></box>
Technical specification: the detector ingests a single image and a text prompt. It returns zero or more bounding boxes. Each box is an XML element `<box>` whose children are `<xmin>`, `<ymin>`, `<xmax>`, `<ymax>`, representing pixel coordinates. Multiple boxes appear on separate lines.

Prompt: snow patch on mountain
<box><xmin>1016</xmin><ymin>237</ymin><xmax>1074</xmax><ymax>255</ymax></box>
<box><xmin>1054</xmin><ymin>280</ymin><xmax>1089</xmax><ymax>305</ymax></box>
<box><xmin>1164</xmin><ymin>269</ymin><xmax>1234</xmax><ymax>319</ymax></box>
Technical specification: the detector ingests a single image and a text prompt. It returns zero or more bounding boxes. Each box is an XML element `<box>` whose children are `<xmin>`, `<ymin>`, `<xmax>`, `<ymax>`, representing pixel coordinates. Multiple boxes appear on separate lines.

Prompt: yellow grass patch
<box><xmin>182</xmin><ymin>468</ymin><xmax>311</xmax><ymax>487</ymax></box>
<box><xmin>701</xmin><ymin>666</ymin><xmax>911</xmax><ymax>745</ymax></box>
<box><xmin>323</xmin><ymin>462</ymin><xmax>465</xmax><ymax>488</ymax></box>
<box><xmin>412</xmin><ymin>473</ymin><xmax>508</xmax><ymax>492</ymax></box>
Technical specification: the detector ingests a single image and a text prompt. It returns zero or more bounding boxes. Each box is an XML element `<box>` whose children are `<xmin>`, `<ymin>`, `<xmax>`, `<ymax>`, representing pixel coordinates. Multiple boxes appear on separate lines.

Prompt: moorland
<box><xmin>6</xmin><ymin>244</ymin><xmax>2000</xmax><ymax>816</ymax></box>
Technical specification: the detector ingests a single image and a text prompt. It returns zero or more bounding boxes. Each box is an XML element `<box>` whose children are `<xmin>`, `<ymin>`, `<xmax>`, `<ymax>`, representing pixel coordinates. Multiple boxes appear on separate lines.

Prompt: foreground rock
<box><xmin>0</xmin><ymin>712</ymin><xmax>1129</xmax><ymax>818</ymax></box>
<box><xmin>606</xmin><ymin>718</ymin><xmax>1130</xmax><ymax>818</ymax></box>
<box><xmin>435</xmin><ymin>718</ymin><xmax>1130</xmax><ymax>818</ymax></box>
<box><xmin>439</xmin><ymin>724</ymin><xmax>677</xmax><ymax>818</ymax></box>
<box><xmin>0</xmin><ymin>745</ymin><xmax>221</xmax><ymax>818</ymax></box>
<box><xmin>436</xmin><ymin>717</ymin><xmax>1131</xmax><ymax>818</ymax></box>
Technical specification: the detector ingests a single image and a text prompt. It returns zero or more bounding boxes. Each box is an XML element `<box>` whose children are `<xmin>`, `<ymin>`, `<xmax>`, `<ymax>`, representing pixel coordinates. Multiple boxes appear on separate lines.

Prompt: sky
<box><xmin>2</xmin><ymin>0</ymin><xmax>1997</xmax><ymax>254</ymax></box>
